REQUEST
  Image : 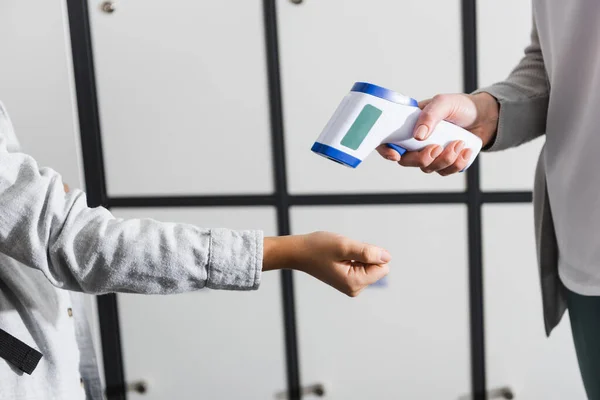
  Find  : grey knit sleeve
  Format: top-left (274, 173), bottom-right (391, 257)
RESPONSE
top-left (473, 17), bottom-right (550, 152)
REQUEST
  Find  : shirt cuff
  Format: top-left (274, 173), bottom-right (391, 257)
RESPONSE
top-left (206, 229), bottom-right (263, 291)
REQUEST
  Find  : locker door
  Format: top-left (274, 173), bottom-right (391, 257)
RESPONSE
top-left (111, 207), bottom-right (285, 400)
top-left (0, 0), bottom-right (82, 187)
top-left (482, 205), bottom-right (586, 399)
top-left (291, 205), bottom-right (470, 399)
top-left (88, 0), bottom-right (274, 196)
top-left (278, 0), bottom-right (465, 194)
top-left (477, 0), bottom-right (545, 191)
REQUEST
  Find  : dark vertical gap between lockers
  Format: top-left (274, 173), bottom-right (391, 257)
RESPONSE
top-left (66, 1), bottom-right (127, 399)
top-left (262, 1), bottom-right (302, 399)
top-left (461, 0), bottom-right (487, 399)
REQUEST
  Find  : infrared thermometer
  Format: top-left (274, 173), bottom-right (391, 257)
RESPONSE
top-left (311, 82), bottom-right (482, 169)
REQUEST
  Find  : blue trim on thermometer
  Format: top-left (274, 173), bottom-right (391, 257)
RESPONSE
top-left (351, 82), bottom-right (418, 107)
top-left (311, 142), bottom-right (362, 168)
top-left (385, 143), bottom-right (407, 156)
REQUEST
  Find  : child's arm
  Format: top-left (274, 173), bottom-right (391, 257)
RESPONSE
top-left (0, 137), bottom-right (389, 296)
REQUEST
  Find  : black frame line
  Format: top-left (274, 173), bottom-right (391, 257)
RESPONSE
top-left (66, 1), bottom-right (127, 399)
top-left (107, 191), bottom-right (532, 209)
top-left (65, 0), bottom-right (529, 398)
top-left (462, 0), bottom-right (486, 398)
top-left (262, 1), bottom-right (302, 399)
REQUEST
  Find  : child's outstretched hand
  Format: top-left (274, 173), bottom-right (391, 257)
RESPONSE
top-left (263, 232), bottom-right (391, 297)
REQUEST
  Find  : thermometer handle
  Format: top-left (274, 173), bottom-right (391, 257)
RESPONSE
top-left (384, 115), bottom-right (482, 169)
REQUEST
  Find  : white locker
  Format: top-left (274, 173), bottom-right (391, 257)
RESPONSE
top-left (0, 0), bottom-right (82, 187)
top-left (111, 207), bottom-right (286, 400)
top-left (483, 205), bottom-right (586, 399)
top-left (277, 0), bottom-right (466, 194)
top-left (291, 205), bottom-right (471, 399)
top-left (477, 0), bottom-right (545, 191)
top-left (88, 0), bottom-right (274, 196)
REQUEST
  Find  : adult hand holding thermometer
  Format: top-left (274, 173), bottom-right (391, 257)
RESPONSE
top-left (311, 82), bottom-right (484, 172)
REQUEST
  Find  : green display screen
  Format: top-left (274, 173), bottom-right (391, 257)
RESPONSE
top-left (340, 104), bottom-right (382, 150)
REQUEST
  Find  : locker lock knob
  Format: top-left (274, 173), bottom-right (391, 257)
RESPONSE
top-left (101, 1), bottom-right (116, 13)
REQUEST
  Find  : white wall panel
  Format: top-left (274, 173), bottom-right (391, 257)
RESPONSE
top-left (89, 0), bottom-right (274, 196)
top-left (0, 0), bottom-right (82, 188)
top-left (291, 205), bottom-right (470, 399)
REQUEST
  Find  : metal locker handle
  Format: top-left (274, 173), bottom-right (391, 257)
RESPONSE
top-left (275, 383), bottom-right (326, 399)
top-left (457, 386), bottom-right (514, 400)
top-left (100, 1), bottom-right (116, 13)
top-left (126, 380), bottom-right (148, 394)
top-left (105, 380), bottom-right (148, 398)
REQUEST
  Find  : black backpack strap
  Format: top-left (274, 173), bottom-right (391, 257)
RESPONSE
top-left (0, 328), bottom-right (42, 374)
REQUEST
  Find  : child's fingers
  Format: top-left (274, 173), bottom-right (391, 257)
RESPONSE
top-left (343, 240), bottom-right (391, 265)
top-left (363, 263), bottom-right (390, 285)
